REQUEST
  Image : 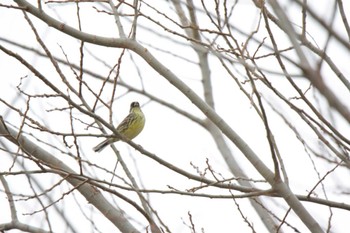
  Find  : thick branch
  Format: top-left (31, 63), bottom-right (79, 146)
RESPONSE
top-left (0, 118), bottom-right (140, 233)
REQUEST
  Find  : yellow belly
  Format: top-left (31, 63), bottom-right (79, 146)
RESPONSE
top-left (120, 116), bottom-right (145, 140)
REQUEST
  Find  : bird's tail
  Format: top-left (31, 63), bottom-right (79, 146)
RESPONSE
top-left (93, 139), bottom-right (110, 153)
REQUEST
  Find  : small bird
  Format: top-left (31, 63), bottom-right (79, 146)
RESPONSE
top-left (93, 101), bottom-right (145, 152)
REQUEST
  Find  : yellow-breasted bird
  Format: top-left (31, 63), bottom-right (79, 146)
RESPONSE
top-left (93, 101), bottom-right (145, 152)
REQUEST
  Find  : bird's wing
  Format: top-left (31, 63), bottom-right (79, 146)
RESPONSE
top-left (116, 114), bottom-right (133, 133)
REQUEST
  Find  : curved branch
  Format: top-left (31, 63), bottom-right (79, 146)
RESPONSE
top-left (12, 1), bottom-right (326, 231)
top-left (0, 118), bottom-right (141, 233)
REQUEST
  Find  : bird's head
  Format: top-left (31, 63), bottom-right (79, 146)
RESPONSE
top-left (130, 101), bottom-right (140, 111)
